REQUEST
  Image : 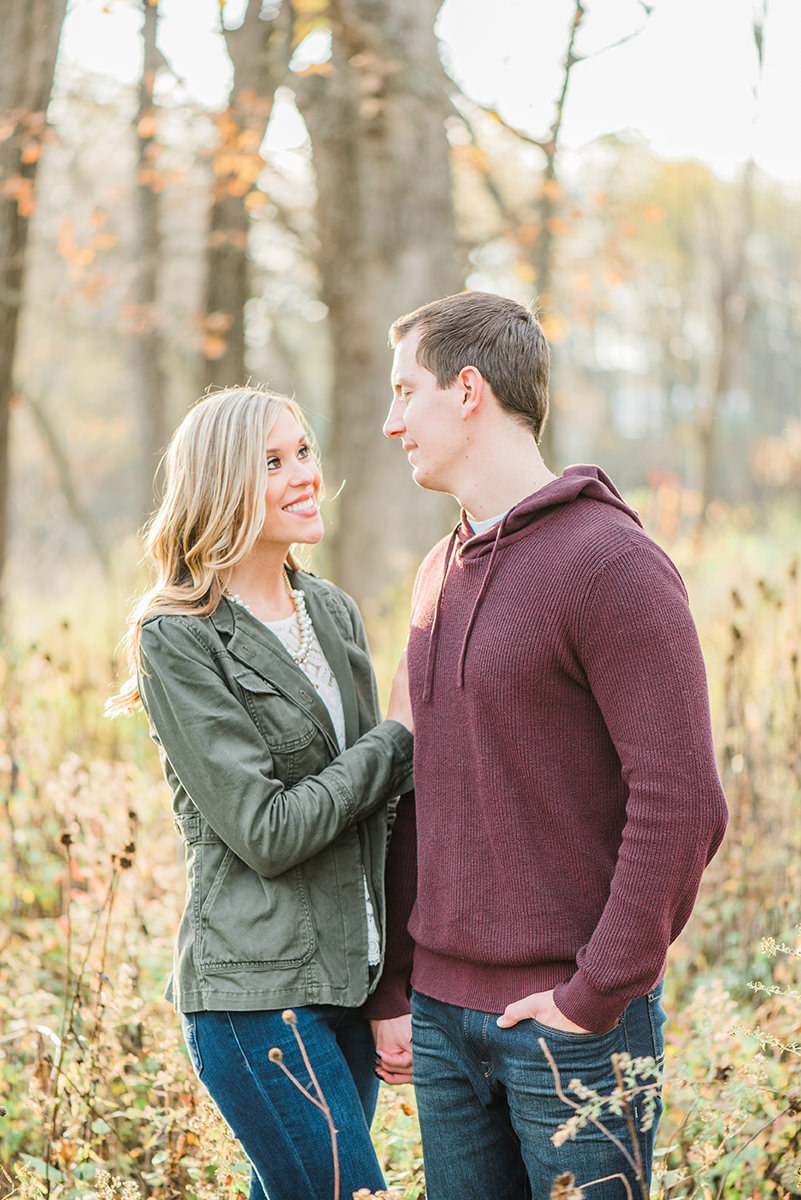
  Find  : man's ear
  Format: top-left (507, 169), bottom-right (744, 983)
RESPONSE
top-left (458, 366), bottom-right (484, 418)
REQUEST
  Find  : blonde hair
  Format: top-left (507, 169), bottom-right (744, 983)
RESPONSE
top-left (107, 387), bottom-right (317, 714)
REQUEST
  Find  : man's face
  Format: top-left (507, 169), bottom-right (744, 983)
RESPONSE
top-left (384, 328), bottom-right (465, 494)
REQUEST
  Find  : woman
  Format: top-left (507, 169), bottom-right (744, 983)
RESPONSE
top-left (108, 387), bottom-right (413, 1199)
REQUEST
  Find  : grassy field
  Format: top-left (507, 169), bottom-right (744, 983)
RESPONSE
top-left (1, 507), bottom-right (799, 1199)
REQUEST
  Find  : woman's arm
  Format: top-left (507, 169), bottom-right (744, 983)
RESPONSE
top-left (139, 615), bottom-right (413, 879)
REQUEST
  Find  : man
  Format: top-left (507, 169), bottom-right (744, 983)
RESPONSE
top-left (364, 291), bottom-right (728, 1198)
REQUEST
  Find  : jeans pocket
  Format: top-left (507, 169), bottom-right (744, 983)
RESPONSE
top-left (181, 1013), bottom-right (205, 1080)
top-left (527, 1016), bottom-right (620, 1043)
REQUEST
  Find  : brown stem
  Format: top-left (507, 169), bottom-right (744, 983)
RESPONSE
top-left (43, 834), bottom-right (75, 1195)
top-left (289, 1020), bottom-right (340, 1200)
top-left (581, 1174), bottom-right (633, 1199)
top-left (713, 1103), bottom-right (797, 1200)
top-left (270, 1014), bottom-right (341, 1200)
top-left (539, 1038), bottom-right (641, 1178)
top-left (612, 1053), bottom-right (648, 1199)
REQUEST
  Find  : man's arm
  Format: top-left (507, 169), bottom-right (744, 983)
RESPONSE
top-left (502, 539), bottom-right (728, 1034)
top-left (363, 789), bottom-right (418, 1081)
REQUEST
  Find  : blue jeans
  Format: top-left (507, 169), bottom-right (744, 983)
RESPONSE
top-left (182, 1006), bottom-right (384, 1200)
top-left (411, 984), bottom-right (666, 1200)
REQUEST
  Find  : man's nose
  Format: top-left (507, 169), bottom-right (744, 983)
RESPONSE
top-left (383, 397), bottom-right (404, 439)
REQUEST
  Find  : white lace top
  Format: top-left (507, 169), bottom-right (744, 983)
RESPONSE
top-left (258, 610), bottom-right (382, 967)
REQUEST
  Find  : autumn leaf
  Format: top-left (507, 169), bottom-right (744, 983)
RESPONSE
top-left (298, 61), bottom-right (334, 77)
top-left (541, 312), bottom-right (568, 343)
top-left (203, 335), bottom-right (228, 360)
top-left (137, 113), bottom-right (157, 139)
top-left (20, 141), bottom-right (42, 164)
top-left (244, 191), bottom-right (268, 210)
top-left (205, 311), bottom-right (234, 333)
top-left (550, 1174), bottom-right (584, 1200)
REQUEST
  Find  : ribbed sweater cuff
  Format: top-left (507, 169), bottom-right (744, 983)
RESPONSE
top-left (553, 975), bottom-right (628, 1035)
top-left (362, 970), bottom-right (411, 1021)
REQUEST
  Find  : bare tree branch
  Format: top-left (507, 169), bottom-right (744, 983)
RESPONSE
top-left (25, 393), bottom-right (111, 574)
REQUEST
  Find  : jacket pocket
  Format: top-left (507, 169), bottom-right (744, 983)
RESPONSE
top-left (197, 840), bottom-right (316, 970)
top-left (230, 665), bottom-right (320, 771)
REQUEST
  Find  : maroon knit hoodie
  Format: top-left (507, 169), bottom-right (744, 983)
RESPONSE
top-left (365, 465), bottom-right (728, 1033)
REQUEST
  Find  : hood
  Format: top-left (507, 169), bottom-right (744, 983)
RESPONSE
top-left (421, 465), bottom-right (641, 700)
top-left (457, 464), bottom-right (641, 556)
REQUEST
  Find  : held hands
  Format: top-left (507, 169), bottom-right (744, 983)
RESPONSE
top-left (496, 988), bottom-right (592, 1034)
top-left (371, 1014), bottom-right (414, 1085)
top-left (386, 648), bottom-right (413, 733)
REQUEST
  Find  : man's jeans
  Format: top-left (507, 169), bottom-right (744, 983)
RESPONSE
top-left (182, 1006), bottom-right (384, 1200)
top-left (411, 984), bottom-right (666, 1200)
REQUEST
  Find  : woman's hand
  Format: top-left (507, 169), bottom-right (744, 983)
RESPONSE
top-left (371, 1014), bottom-right (413, 1085)
top-left (386, 648), bottom-right (413, 732)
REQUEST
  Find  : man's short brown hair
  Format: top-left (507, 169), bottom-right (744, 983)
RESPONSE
top-left (389, 291), bottom-right (550, 442)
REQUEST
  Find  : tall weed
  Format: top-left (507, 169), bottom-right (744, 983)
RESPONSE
top-left (1, 518), bottom-right (799, 1197)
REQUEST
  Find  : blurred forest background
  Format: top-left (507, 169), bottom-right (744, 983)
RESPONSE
top-left (1, 0), bottom-right (800, 1197)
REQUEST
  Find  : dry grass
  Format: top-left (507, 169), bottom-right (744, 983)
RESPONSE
top-left (1, 510), bottom-right (799, 1199)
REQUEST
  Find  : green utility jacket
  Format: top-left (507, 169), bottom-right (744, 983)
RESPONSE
top-left (138, 570), bottom-right (414, 1013)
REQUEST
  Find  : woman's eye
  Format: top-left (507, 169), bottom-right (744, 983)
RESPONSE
top-left (267, 456), bottom-right (281, 470)
top-left (298, 443), bottom-right (310, 459)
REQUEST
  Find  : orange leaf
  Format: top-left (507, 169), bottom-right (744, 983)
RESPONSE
top-left (20, 141), bottom-right (42, 164)
top-left (205, 311), bottom-right (234, 333)
top-left (227, 176), bottom-right (252, 196)
top-left (203, 334), bottom-right (228, 359)
top-left (514, 222), bottom-right (538, 248)
top-left (540, 312), bottom-right (568, 343)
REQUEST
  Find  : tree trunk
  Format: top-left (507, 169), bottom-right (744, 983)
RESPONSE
top-left (296, 0), bottom-right (463, 609)
top-left (26, 393), bottom-right (110, 573)
top-left (133, 0), bottom-right (168, 517)
top-left (0, 0), bottom-right (67, 607)
top-left (530, 0), bottom-right (585, 469)
top-left (695, 160), bottom-right (752, 539)
top-left (202, 2), bottom-right (293, 390)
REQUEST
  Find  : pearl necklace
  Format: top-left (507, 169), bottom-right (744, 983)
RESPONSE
top-left (224, 570), bottom-right (314, 667)
top-left (281, 569), bottom-right (314, 666)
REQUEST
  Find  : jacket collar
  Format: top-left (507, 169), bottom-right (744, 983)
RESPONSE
top-left (208, 577), bottom-right (359, 750)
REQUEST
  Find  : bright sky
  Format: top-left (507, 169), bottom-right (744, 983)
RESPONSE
top-left (60, 0), bottom-right (801, 183)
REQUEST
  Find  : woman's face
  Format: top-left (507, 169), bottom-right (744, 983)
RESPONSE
top-left (258, 408), bottom-right (324, 550)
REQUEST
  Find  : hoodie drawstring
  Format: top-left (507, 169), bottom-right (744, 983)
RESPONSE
top-left (456, 514), bottom-right (507, 689)
top-left (422, 527), bottom-right (460, 703)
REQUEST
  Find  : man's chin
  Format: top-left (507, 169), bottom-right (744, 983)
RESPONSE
top-left (411, 468), bottom-right (448, 495)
